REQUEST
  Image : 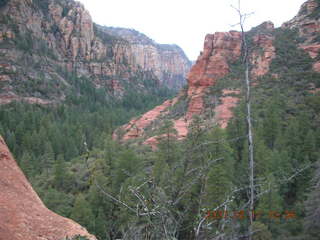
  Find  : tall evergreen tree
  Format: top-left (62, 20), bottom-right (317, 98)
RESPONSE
top-left (53, 154), bottom-right (66, 190)
top-left (304, 161), bottom-right (320, 240)
top-left (42, 142), bottom-right (55, 175)
top-left (70, 194), bottom-right (95, 232)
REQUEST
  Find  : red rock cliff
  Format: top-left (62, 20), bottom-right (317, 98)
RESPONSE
top-left (282, 0), bottom-right (320, 72)
top-left (114, 31), bottom-right (244, 144)
top-left (186, 31), bottom-right (242, 119)
top-left (114, 24), bottom-right (277, 147)
top-left (0, 136), bottom-right (96, 240)
top-left (114, 1), bottom-right (320, 149)
top-left (0, 0), bottom-right (190, 103)
top-left (188, 32), bottom-right (242, 88)
top-left (102, 27), bottom-right (191, 89)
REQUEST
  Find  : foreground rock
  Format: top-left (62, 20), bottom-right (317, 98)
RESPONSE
top-left (0, 136), bottom-right (96, 240)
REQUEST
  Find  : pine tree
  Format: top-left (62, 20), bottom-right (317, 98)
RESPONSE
top-left (70, 194), bottom-right (95, 231)
top-left (304, 161), bottom-right (320, 239)
top-left (5, 130), bottom-right (16, 154)
top-left (302, 130), bottom-right (317, 162)
top-left (42, 142), bottom-right (55, 175)
top-left (20, 151), bottom-right (33, 178)
top-left (204, 163), bottom-right (231, 208)
top-left (251, 222), bottom-right (272, 240)
top-left (94, 208), bottom-right (108, 240)
top-left (262, 103), bottom-right (280, 150)
top-left (43, 188), bottom-right (74, 217)
top-left (114, 149), bottom-right (140, 192)
top-left (156, 119), bottom-right (179, 166)
top-left (53, 154), bottom-right (66, 190)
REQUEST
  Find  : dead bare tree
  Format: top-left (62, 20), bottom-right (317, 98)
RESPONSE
top-left (231, 1), bottom-right (255, 239)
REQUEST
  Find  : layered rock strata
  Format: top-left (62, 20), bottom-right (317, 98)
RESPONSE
top-left (282, 0), bottom-right (320, 72)
top-left (114, 25), bottom-right (277, 146)
top-left (0, 0), bottom-right (190, 103)
top-left (103, 27), bottom-right (191, 89)
top-left (113, 31), bottom-right (244, 143)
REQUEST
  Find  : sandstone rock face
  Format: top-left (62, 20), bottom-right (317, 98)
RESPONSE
top-left (186, 32), bottom-right (242, 119)
top-left (251, 22), bottom-right (276, 77)
top-left (0, 136), bottom-right (96, 240)
top-left (187, 32), bottom-right (242, 88)
top-left (113, 32), bottom-right (243, 144)
top-left (282, 0), bottom-right (320, 72)
top-left (0, 0), bottom-right (190, 103)
top-left (103, 27), bottom-right (191, 89)
top-left (114, 23), bottom-right (279, 146)
top-left (106, 1), bottom-right (320, 149)
top-left (115, 97), bottom-right (179, 141)
top-left (114, 25), bottom-right (278, 146)
top-left (214, 89), bottom-right (241, 129)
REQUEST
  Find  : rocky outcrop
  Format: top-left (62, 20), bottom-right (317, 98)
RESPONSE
top-left (0, 136), bottom-right (96, 240)
top-left (103, 27), bottom-right (191, 89)
top-left (114, 96), bottom-right (180, 141)
top-left (187, 32), bottom-right (242, 88)
top-left (282, 0), bottom-right (320, 72)
top-left (186, 32), bottom-right (242, 119)
top-left (113, 31), bottom-right (244, 144)
top-left (114, 26), bottom-right (277, 146)
top-left (0, 0), bottom-right (190, 103)
top-left (214, 89), bottom-right (241, 128)
top-left (251, 22), bottom-right (276, 77)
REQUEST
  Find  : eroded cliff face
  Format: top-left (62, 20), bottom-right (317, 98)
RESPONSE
top-left (282, 0), bottom-right (320, 72)
top-left (0, 136), bottom-right (96, 240)
top-left (251, 21), bottom-right (276, 77)
top-left (186, 31), bottom-right (242, 120)
top-left (0, 0), bottom-right (190, 104)
top-left (113, 26), bottom-right (276, 146)
top-left (103, 27), bottom-right (191, 89)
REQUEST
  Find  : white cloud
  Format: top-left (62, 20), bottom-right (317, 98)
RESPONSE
top-left (77, 0), bottom-right (306, 60)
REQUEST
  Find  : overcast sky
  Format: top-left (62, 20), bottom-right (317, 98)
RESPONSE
top-left (77, 0), bottom-right (306, 60)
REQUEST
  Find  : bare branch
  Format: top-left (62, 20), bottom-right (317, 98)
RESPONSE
top-left (94, 181), bottom-right (137, 214)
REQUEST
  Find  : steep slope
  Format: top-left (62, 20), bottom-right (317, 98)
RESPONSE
top-left (113, 22), bottom-right (276, 146)
top-left (0, 0), bottom-right (190, 104)
top-left (0, 135), bottom-right (96, 240)
top-left (114, 0), bottom-right (320, 148)
top-left (282, 0), bottom-right (320, 72)
top-left (103, 27), bottom-right (191, 89)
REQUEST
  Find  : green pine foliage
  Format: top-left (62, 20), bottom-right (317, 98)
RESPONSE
top-left (304, 161), bottom-right (320, 239)
top-left (1, 24), bottom-right (320, 240)
top-left (70, 194), bottom-right (95, 231)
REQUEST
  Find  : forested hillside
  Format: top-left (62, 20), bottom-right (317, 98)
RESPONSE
top-left (0, 0), bottom-right (189, 104)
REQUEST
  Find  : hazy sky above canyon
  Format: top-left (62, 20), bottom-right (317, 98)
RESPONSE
top-left (78, 0), bottom-right (306, 60)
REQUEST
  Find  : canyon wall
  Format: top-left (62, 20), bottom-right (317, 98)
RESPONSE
top-left (282, 0), bottom-right (320, 72)
top-left (116, 0), bottom-right (320, 148)
top-left (113, 22), bottom-right (278, 147)
top-left (103, 27), bottom-right (191, 89)
top-left (0, 0), bottom-right (190, 104)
